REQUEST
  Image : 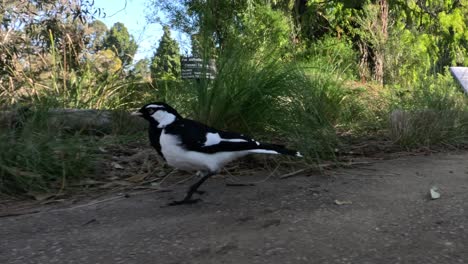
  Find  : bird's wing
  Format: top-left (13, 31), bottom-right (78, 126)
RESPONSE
top-left (164, 119), bottom-right (262, 153)
top-left (164, 119), bottom-right (300, 156)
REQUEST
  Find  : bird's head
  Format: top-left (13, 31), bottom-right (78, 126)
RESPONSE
top-left (131, 102), bottom-right (181, 128)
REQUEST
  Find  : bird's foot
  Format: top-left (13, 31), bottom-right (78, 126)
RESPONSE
top-left (167, 198), bottom-right (202, 206)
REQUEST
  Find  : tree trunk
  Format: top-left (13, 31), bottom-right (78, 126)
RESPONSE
top-left (358, 40), bottom-right (370, 83)
top-left (293, 0), bottom-right (309, 42)
top-left (373, 0), bottom-right (388, 85)
top-left (373, 52), bottom-right (385, 84)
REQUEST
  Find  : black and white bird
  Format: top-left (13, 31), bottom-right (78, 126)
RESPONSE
top-left (132, 102), bottom-right (302, 205)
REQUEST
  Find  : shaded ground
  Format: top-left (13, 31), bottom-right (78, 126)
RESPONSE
top-left (1, 151), bottom-right (468, 264)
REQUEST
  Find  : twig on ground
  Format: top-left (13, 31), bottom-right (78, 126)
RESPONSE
top-left (279, 168), bottom-right (307, 179)
top-left (0, 210), bottom-right (41, 218)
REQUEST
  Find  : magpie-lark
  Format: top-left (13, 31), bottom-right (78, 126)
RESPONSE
top-left (132, 102), bottom-right (302, 205)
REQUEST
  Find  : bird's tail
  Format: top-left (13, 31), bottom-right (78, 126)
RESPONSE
top-left (249, 143), bottom-right (303, 157)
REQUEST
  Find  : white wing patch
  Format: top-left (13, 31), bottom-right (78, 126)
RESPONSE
top-left (204, 132), bottom-right (222, 146)
top-left (224, 138), bottom-right (249, 143)
top-left (203, 132), bottom-right (248, 147)
top-left (249, 149), bottom-right (280, 155)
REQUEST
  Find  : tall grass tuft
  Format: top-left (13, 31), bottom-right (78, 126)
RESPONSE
top-left (280, 61), bottom-right (348, 159)
top-left (0, 108), bottom-right (95, 194)
top-left (0, 32), bottom-right (149, 194)
top-left (186, 48), bottom-right (301, 134)
top-left (389, 73), bottom-right (468, 147)
top-left (156, 41), bottom-right (352, 160)
top-left (0, 31), bottom-right (143, 110)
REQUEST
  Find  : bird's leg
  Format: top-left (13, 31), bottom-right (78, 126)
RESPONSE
top-left (168, 172), bottom-right (214, 206)
top-left (194, 171), bottom-right (207, 195)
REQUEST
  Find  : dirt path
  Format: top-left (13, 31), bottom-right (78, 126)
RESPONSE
top-left (1, 152), bottom-right (467, 264)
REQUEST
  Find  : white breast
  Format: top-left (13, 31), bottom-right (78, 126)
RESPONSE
top-left (160, 130), bottom-right (249, 173)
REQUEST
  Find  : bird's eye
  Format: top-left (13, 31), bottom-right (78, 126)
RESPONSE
top-left (148, 108), bottom-right (155, 115)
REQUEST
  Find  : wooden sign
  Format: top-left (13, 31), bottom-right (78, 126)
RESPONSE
top-left (181, 57), bottom-right (216, 80)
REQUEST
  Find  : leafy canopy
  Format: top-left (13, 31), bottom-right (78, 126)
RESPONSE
top-left (101, 22), bottom-right (138, 67)
top-left (150, 26), bottom-right (181, 80)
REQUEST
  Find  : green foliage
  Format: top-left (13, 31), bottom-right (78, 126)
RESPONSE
top-left (0, 1), bottom-right (142, 109)
top-left (390, 0), bottom-right (468, 75)
top-left (148, 0), bottom-right (294, 52)
top-left (238, 5), bottom-right (293, 56)
top-left (131, 59), bottom-right (151, 80)
top-left (282, 67), bottom-right (345, 159)
top-left (0, 0), bottom-right (90, 76)
top-left (384, 28), bottom-right (433, 86)
top-left (150, 26), bottom-right (181, 80)
top-left (147, 0), bottom-right (249, 47)
top-left (91, 49), bottom-right (123, 74)
top-left (101, 22), bottom-right (138, 67)
top-left (0, 110), bottom-right (94, 194)
top-left (302, 35), bottom-right (358, 80)
top-left (292, 0), bottom-right (468, 83)
top-left (0, 30), bottom-right (140, 110)
top-left (186, 48), bottom-right (297, 133)
top-left (86, 20), bottom-right (108, 52)
top-left (46, 68), bottom-right (137, 110)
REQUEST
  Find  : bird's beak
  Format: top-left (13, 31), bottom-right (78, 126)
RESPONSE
top-left (131, 111), bottom-right (142, 116)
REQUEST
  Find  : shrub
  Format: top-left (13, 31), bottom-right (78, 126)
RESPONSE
top-left (388, 72), bottom-right (468, 147)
